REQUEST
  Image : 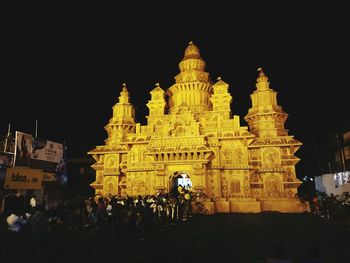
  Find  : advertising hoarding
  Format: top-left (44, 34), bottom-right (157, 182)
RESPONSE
top-left (4, 167), bottom-right (43, 190)
top-left (32, 138), bottom-right (63, 163)
top-left (14, 131), bottom-right (32, 167)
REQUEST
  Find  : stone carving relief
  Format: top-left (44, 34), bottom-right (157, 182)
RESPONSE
top-left (234, 148), bottom-right (244, 165)
top-left (118, 176), bottom-right (127, 189)
top-left (129, 148), bottom-right (139, 164)
top-left (265, 174), bottom-right (282, 197)
top-left (105, 154), bottom-right (118, 168)
top-left (154, 121), bottom-right (163, 136)
top-left (262, 148), bottom-right (280, 168)
top-left (174, 124), bottom-right (187, 137)
top-left (229, 179), bottom-right (241, 194)
top-left (104, 177), bottom-right (118, 196)
top-left (131, 178), bottom-right (146, 196)
top-left (208, 170), bottom-right (216, 197)
top-left (283, 168), bottom-right (295, 182)
top-left (153, 93), bottom-right (161, 100)
top-left (96, 175), bottom-right (103, 184)
top-left (251, 170), bottom-right (262, 182)
top-left (221, 173), bottom-right (227, 197)
top-left (222, 148), bottom-right (233, 166)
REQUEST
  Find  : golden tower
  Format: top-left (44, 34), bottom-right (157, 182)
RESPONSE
top-left (88, 42), bottom-right (304, 213)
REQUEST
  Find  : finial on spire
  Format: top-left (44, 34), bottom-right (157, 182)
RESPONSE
top-left (155, 82), bottom-right (160, 87)
top-left (217, 76), bottom-right (221, 81)
top-left (189, 41), bottom-right (193, 45)
top-left (121, 82), bottom-right (128, 92)
top-left (256, 67), bottom-right (269, 88)
top-left (257, 67), bottom-right (266, 77)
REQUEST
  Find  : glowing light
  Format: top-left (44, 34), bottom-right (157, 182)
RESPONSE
top-left (87, 42), bottom-right (303, 213)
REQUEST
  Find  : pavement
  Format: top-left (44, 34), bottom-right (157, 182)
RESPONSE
top-left (0, 212), bottom-right (348, 262)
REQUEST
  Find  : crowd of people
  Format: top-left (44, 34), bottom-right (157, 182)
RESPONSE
top-left (308, 191), bottom-right (350, 223)
top-left (0, 185), bottom-right (196, 241)
top-left (0, 187), bottom-right (333, 262)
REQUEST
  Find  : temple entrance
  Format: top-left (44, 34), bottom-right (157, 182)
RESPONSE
top-left (169, 171), bottom-right (193, 195)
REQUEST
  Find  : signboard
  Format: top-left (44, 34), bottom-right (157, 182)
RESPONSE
top-left (42, 172), bottom-right (56, 182)
top-left (0, 134), bottom-right (15, 154)
top-left (32, 138), bottom-right (63, 163)
top-left (14, 131), bottom-right (33, 167)
top-left (0, 152), bottom-right (14, 167)
top-left (334, 171), bottom-right (350, 188)
top-left (4, 167), bottom-right (43, 190)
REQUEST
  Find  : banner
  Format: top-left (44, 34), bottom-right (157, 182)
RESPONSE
top-left (14, 131), bottom-right (33, 167)
top-left (1, 135), bottom-right (15, 154)
top-left (0, 152), bottom-right (14, 167)
top-left (32, 138), bottom-right (63, 163)
top-left (4, 167), bottom-right (43, 190)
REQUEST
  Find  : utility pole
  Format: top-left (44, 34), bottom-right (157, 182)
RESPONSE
top-left (3, 123), bottom-right (11, 153)
top-left (35, 119), bottom-right (38, 138)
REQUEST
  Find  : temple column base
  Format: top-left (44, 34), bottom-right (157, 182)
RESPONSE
top-left (229, 198), bottom-right (261, 213)
top-left (260, 198), bottom-right (308, 213)
top-left (192, 200), bottom-right (215, 215)
top-left (213, 198), bottom-right (230, 213)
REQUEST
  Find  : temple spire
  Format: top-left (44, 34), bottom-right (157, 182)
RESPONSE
top-left (256, 67), bottom-right (270, 90)
top-left (103, 83), bottom-right (136, 144)
top-left (245, 69), bottom-right (288, 137)
top-left (167, 41), bottom-right (212, 113)
top-left (118, 83), bottom-right (130, 104)
top-left (211, 76), bottom-right (232, 113)
top-left (147, 82), bottom-right (166, 116)
top-left (122, 82), bottom-right (128, 93)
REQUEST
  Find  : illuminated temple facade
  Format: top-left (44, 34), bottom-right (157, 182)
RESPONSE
top-left (88, 42), bottom-right (304, 213)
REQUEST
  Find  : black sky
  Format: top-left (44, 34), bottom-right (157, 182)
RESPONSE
top-left (2, 3), bottom-right (349, 176)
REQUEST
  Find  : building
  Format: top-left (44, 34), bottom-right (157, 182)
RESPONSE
top-left (88, 42), bottom-right (304, 213)
top-left (314, 131), bottom-right (350, 195)
top-left (0, 134), bottom-right (15, 198)
top-left (0, 132), bottom-right (68, 207)
top-left (66, 157), bottom-right (95, 197)
top-left (311, 131), bottom-right (350, 176)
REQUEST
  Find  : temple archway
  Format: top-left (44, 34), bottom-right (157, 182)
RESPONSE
top-left (169, 171), bottom-right (192, 195)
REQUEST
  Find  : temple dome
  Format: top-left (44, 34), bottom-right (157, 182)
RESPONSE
top-left (179, 41), bottom-right (206, 72)
top-left (184, 41), bottom-right (201, 59)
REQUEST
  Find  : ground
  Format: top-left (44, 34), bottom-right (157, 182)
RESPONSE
top-left (1, 213), bottom-right (348, 262)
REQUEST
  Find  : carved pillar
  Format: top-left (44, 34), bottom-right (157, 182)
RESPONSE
top-left (243, 172), bottom-right (251, 198)
top-left (155, 164), bottom-right (166, 192)
top-left (221, 171), bottom-right (228, 199)
top-left (193, 163), bottom-right (205, 191)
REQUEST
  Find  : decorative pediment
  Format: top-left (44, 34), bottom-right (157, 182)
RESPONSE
top-left (124, 136), bottom-right (152, 143)
top-left (91, 163), bottom-right (104, 170)
top-left (90, 182), bottom-right (103, 190)
top-left (88, 145), bottom-right (128, 154)
top-left (146, 144), bottom-right (211, 154)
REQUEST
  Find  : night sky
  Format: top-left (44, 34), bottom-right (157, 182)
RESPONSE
top-left (2, 3), bottom-right (349, 177)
